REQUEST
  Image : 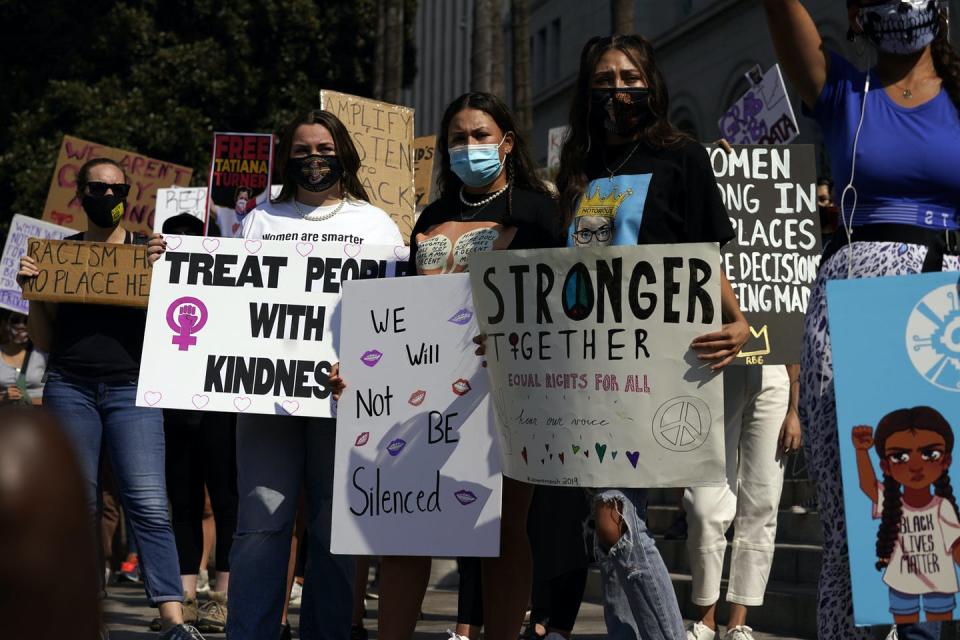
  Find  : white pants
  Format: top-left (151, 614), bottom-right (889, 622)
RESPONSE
top-left (683, 365), bottom-right (789, 607)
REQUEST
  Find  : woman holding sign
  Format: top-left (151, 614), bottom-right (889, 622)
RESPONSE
top-left (150, 109), bottom-right (402, 640)
top-left (375, 92), bottom-right (582, 640)
top-left (764, 0), bottom-right (960, 637)
top-left (555, 35), bottom-right (750, 640)
top-left (18, 158), bottom-right (203, 639)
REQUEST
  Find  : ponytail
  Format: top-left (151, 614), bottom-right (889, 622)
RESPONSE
top-left (932, 18), bottom-right (960, 116)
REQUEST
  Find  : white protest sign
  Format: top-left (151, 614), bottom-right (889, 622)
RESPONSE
top-left (547, 126), bottom-right (570, 171)
top-left (331, 273), bottom-right (502, 556)
top-left (468, 244), bottom-right (726, 488)
top-left (154, 187), bottom-right (208, 231)
top-left (0, 214), bottom-right (73, 314)
top-left (718, 64), bottom-right (799, 145)
top-left (137, 236), bottom-right (411, 417)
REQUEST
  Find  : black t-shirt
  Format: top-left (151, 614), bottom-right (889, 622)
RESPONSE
top-left (410, 186), bottom-right (563, 274)
top-left (569, 139), bottom-right (733, 247)
top-left (48, 231), bottom-right (148, 383)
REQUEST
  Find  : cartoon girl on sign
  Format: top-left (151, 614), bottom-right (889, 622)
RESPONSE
top-left (853, 407), bottom-right (960, 623)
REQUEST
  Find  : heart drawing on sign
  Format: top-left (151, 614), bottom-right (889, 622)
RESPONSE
top-left (143, 391), bottom-right (162, 406)
top-left (281, 400), bottom-right (300, 415)
top-left (626, 451), bottom-right (640, 468)
top-left (234, 396), bottom-right (252, 412)
top-left (165, 235), bottom-right (183, 251)
top-left (559, 452), bottom-right (565, 464)
top-left (572, 445), bottom-right (581, 454)
top-left (394, 245), bottom-right (410, 261)
top-left (296, 242), bottom-right (314, 257)
top-left (343, 243), bottom-right (361, 258)
top-left (191, 394), bottom-right (209, 409)
top-left (595, 443), bottom-right (607, 463)
top-left (521, 446), bottom-right (528, 464)
top-left (244, 240), bottom-right (262, 254)
top-left (202, 238), bottom-right (220, 253)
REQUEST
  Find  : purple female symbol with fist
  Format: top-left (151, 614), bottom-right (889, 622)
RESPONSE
top-left (166, 296), bottom-right (209, 351)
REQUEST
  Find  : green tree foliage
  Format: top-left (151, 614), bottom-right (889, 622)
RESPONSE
top-left (0, 0), bottom-right (416, 226)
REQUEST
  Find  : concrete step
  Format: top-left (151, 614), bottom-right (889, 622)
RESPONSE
top-left (583, 570), bottom-right (817, 639)
top-left (655, 536), bottom-right (822, 586)
top-left (645, 504), bottom-right (824, 545)
top-left (645, 479), bottom-right (818, 511)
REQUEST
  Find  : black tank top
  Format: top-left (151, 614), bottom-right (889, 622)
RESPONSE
top-left (48, 231), bottom-right (148, 383)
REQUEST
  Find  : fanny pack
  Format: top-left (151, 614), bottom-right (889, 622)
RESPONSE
top-left (822, 223), bottom-right (960, 273)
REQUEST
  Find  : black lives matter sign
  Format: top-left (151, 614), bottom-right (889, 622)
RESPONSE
top-left (707, 144), bottom-right (821, 365)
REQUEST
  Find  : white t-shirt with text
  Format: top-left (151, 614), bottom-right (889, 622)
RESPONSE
top-left (241, 198), bottom-right (403, 246)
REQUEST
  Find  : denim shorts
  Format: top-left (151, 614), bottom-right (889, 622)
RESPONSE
top-left (889, 588), bottom-right (956, 615)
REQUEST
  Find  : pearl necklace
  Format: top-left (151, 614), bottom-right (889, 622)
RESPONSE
top-left (459, 183), bottom-right (509, 208)
top-left (294, 197), bottom-right (347, 222)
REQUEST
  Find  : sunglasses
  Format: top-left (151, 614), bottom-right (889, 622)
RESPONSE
top-left (85, 182), bottom-right (131, 198)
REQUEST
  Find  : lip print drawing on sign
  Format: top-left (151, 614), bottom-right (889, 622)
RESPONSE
top-left (166, 296), bottom-right (209, 351)
top-left (907, 284), bottom-right (960, 391)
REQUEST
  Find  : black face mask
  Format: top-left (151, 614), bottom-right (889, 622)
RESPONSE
top-left (287, 154), bottom-right (344, 193)
top-left (590, 88), bottom-right (654, 137)
top-left (82, 194), bottom-right (126, 228)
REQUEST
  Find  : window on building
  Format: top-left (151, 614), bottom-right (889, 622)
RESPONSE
top-left (535, 26), bottom-right (547, 91)
top-left (549, 18), bottom-right (561, 83)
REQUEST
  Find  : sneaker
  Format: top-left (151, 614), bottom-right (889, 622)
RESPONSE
top-left (158, 624), bottom-right (205, 640)
top-left (790, 494), bottom-right (819, 514)
top-left (99, 625), bottom-right (110, 640)
top-left (723, 625), bottom-right (755, 640)
top-left (289, 581), bottom-right (303, 606)
top-left (686, 621), bottom-right (716, 640)
top-left (149, 596), bottom-right (198, 631)
top-left (196, 569), bottom-right (211, 594)
top-left (664, 511), bottom-right (688, 540)
top-left (521, 623), bottom-right (546, 640)
top-left (447, 630), bottom-right (470, 640)
top-left (196, 591), bottom-right (227, 633)
top-left (118, 554), bottom-right (142, 583)
top-left (280, 622), bottom-right (293, 640)
top-left (885, 626), bottom-right (898, 640)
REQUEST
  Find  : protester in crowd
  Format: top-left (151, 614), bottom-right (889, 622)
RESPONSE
top-left (145, 213), bottom-right (238, 634)
top-left (17, 158), bottom-right (202, 639)
top-left (0, 408), bottom-right (101, 640)
top-left (0, 309), bottom-right (44, 405)
top-left (151, 109), bottom-right (400, 640)
top-left (555, 34), bottom-right (749, 640)
top-left (524, 486), bottom-right (591, 640)
top-left (764, 1), bottom-right (960, 638)
top-left (377, 91), bottom-right (563, 640)
top-left (817, 176), bottom-right (839, 247)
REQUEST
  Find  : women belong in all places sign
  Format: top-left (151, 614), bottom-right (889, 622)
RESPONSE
top-left (331, 273), bottom-right (501, 556)
top-left (137, 236), bottom-right (409, 417)
top-left (468, 244), bottom-right (726, 488)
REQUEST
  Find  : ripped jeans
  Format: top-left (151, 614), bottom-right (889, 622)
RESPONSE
top-left (594, 488), bottom-right (685, 640)
top-left (227, 416), bottom-right (355, 640)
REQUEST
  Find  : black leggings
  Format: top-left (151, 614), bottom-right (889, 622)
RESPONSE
top-left (456, 556), bottom-right (484, 627)
top-left (529, 567), bottom-right (588, 632)
top-left (163, 410), bottom-right (238, 574)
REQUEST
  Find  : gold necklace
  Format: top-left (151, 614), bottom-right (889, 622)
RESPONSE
top-left (890, 77), bottom-right (940, 100)
top-left (603, 142), bottom-right (642, 182)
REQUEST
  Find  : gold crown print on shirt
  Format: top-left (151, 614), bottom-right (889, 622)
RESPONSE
top-left (575, 185), bottom-right (633, 219)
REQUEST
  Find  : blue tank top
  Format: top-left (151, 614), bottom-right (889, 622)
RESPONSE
top-left (808, 53), bottom-right (960, 231)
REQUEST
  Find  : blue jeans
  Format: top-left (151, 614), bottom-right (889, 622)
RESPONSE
top-left (43, 370), bottom-right (182, 606)
top-left (227, 415), bottom-right (355, 640)
top-left (594, 488), bottom-right (685, 640)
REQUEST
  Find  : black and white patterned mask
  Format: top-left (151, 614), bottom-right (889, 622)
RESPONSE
top-left (860, 0), bottom-right (944, 55)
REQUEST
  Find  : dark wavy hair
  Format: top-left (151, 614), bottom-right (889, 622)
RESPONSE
top-left (436, 91), bottom-right (552, 221)
top-left (273, 109), bottom-right (370, 203)
top-left (873, 406), bottom-right (958, 571)
top-left (556, 34), bottom-right (690, 224)
top-left (931, 9), bottom-right (960, 116)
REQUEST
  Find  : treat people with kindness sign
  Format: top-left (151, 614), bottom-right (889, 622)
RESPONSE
top-left (468, 244), bottom-right (726, 488)
top-left (136, 236), bottom-right (410, 417)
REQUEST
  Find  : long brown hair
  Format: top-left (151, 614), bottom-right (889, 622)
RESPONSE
top-left (931, 9), bottom-right (960, 116)
top-left (556, 34), bottom-right (690, 224)
top-left (873, 406), bottom-right (958, 571)
top-left (273, 109), bottom-right (370, 203)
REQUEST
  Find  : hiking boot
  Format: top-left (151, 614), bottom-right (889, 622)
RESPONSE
top-left (196, 591), bottom-right (227, 633)
top-left (148, 596), bottom-right (198, 631)
top-left (158, 624), bottom-right (205, 640)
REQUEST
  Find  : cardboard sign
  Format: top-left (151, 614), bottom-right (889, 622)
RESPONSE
top-left (468, 244), bottom-right (726, 488)
top-left (413, 135), bottom-right (436, 209)
top-left (208, 132), bottom-right (274, 239)
top-left (829, 272), bottom-right (960, 626)
top-left (136, 237), bottom-right (412, 417)
top-left (547, 126), bottom-right (570, 171)
top-left (154, 187), bottom-right (209, 231)
top-left (331, 273), bottom-right (502, 556)
top-left (21, 239), bottom-right (151, 308)
top-left (42, 135), bottom-right (192, 233)
top-left (708, 144), bottom-right (821, 365)
top-left (718, 65), bottom-right (799, 145)
top-left (0, 215), bottom-right (73, 314)
top-left (319, 91), bottom-right (416, 240)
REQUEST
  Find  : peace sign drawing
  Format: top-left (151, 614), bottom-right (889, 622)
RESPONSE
top-left (652, 396), bottom-right (712, 453)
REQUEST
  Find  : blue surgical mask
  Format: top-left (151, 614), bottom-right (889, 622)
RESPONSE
top-left (449, 136), bottom-right (509, 187)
